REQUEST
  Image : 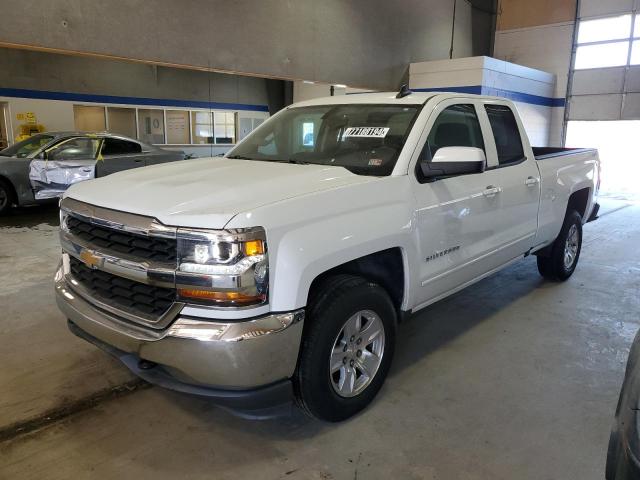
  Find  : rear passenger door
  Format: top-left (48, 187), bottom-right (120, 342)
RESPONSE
top-left (95, 137), bottom-right (145, 177)
top-left (481, 102), bottom-right (540, 262)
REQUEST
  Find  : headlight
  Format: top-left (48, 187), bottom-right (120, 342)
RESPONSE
top-left (176, 227), bottom-right (268, 307)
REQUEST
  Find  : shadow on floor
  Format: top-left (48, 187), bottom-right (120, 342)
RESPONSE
top-left (155, 258), bottom-right (546, 440)
top-left (0, 202), bottom-right (60, 228)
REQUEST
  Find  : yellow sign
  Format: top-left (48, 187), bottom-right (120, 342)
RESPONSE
top-left (16, 113), bottom-right (24, 121)
top-left (25, 112), bottom-right (36, 125)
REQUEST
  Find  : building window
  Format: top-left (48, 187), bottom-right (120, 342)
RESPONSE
top-left (138, 109), bottom-right (165, 144)
top-left (214, 112), bottom-right (236, 144)
top-left (107, 107), bottom-right (136, 138)
top-left (73, 105), bottom-right (106, 132)
top-left (166, 110), bottom-right (191, 144)
top-left (191, 111), bottom-right (213, 144)
top-left (575, 13), bottom-right (640, 69)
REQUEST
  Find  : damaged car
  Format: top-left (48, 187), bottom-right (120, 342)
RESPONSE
top-left (0, 132), bottom-right (185, 214)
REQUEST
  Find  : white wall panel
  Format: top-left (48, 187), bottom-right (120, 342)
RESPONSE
top-left (579, 0), bottom-right (634, 18)
top-left (409, 71), bottom-right (484, 89)
top-left (622, 93), bottom-right (640, 118)
top-left (494, 24), bottom-right (571, 146)
top-left (1, 98), bottom-right (75, 137)
top-left (572, 68), bottom-right (626, 95)
top-left (512, 102), bottom-right (552, 146)
top-left (568, 94), bottom-right (623, 119)
top-left (494, 23), bottom-right (574, 97)
top-left (549, 107), bottom-right (566, 146)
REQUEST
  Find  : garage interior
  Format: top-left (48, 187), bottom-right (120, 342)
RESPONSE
top-left (1, 0), bottom-right (639, 479)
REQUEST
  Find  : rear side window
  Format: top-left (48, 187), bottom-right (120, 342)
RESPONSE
top-left (485, 105), bottom-right (525, 166)
top-left (101, 138), bottom-right (142, 156)
top-left (426, 104), bottom-right (484, 158)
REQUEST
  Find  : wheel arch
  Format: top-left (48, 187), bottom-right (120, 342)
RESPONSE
top-left (0, 174), bottom-right (18, 205)
top-left (567, 187), bottom-right (591, 220)
top-left (305, 247), bottom-right (408, 316)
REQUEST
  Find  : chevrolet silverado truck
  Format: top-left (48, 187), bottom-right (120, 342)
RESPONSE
top-left (55, 91), bottom-right (600, 421)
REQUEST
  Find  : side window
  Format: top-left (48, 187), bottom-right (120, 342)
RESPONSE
top-left (485, 105), bottom-right (525, 166)
top-left (46, 137), bottom-right (101, 161)
top-left (425, 104), bottom-right (484, 158)
top-left (101, 138), bottom-right (142, 156)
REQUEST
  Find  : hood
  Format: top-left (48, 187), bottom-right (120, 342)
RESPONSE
top-left (65, 157), bottom-right (377, 228)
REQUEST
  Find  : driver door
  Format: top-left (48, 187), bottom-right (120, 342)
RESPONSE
top-left (411, 99), bottom-right (505, 308)
top-left (29, 136), bottom-right (101, 199)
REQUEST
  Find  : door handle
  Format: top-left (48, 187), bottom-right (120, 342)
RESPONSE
top-left (525, 176), bottom-right (540, 187)
top-left (482, 185), bottom-right (501, 198)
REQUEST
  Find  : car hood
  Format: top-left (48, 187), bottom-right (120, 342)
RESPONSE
top-left (64, 157), bottom-right (378, 228)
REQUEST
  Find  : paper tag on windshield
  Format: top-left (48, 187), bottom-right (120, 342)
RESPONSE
top-left (343, 127), bottom-right (390, 138)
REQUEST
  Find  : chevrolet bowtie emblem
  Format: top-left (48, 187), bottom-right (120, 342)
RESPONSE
top-left (80, 250), bottom-right (103, 269)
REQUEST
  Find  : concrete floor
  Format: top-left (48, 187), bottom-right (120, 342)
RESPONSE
top-left (1, 199), bottom-right (639, 479)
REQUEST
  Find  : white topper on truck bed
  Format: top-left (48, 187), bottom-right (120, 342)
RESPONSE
top-left (55, 89), bottom-right (600, 421)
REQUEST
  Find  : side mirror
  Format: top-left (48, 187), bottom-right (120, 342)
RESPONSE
top-left (419, 146), bottom-right (486, 181)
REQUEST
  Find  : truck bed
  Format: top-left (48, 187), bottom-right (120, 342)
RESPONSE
top-left (532, 147), bottom-right (597, 160)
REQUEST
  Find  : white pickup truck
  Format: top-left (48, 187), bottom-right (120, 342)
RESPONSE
top-left (55, 91), bottom-right (600, 421)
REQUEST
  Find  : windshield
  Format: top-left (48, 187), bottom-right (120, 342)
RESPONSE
top-left (0, 134), bottom-right (55, 158)
top-left (228, 104), bottom-right (421, 176)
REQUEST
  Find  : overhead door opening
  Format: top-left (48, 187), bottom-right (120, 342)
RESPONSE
top-left (565, 120), bottom-right (640, 200)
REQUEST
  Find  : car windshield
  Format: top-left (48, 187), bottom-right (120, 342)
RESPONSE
top-left (0, 134), bottom-right (55, 158)
top-left (227, 104), bottom-right (421, 176)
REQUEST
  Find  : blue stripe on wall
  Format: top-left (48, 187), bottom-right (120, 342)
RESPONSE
top-left (412, 85), bottom-right (565, 107)
top-left (0, 87), bottom-right (270, 112)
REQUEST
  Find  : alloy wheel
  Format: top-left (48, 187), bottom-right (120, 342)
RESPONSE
top-left (329, 309), bottom-right (385, 398)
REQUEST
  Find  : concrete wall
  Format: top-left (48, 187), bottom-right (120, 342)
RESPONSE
top-left (0, 48), bottom-right (270, 108)
top-left (0, 48), bottom-right (270, 156)
top-left (0, 0), bottom-right (495, 91)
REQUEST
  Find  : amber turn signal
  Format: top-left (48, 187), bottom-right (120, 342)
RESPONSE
top-left (243, 240), bottom-right (264, 256)
top-left (178, 288), bottom-right (264, 304)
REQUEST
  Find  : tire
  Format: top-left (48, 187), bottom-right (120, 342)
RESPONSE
top-left (605, 427), bottom-right (622, 480)
top-left (293, 274), bottom-right (397, 422)
top-left (537, 210), bottom-right (583, 281)
top-left (0, 178), bottom-right (14, 215)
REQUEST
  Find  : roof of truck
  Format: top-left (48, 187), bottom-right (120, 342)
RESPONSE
top-left (290, 91), bottom-right (500, 108)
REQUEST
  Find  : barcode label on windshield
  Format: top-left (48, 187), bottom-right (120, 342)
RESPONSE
top-left (343, 127), bottom-right (390, 138)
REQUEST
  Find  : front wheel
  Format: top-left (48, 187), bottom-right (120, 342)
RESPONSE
top-left (293, 274), bottom-right (396, 422)
top-left (0, 179), bottom-right (14, 215)
top-left (537, 210), bottom-right (583, 281)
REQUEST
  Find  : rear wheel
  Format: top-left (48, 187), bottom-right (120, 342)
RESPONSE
top-left (294, 274), bottom-right (396, 422)
top-left (0, 179), bottom-right (14, 215)
top-left (537, 210), bottom-right (583, 281)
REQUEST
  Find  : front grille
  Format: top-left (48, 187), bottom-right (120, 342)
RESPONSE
top-left (69, 256), bottom-right (175, 319)
top-left (66, 215), bottom-right (176, 263)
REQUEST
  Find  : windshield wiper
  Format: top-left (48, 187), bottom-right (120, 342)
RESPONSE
top-left (227, 155), bottom-right (310, 165)
top-left (284, 159), bottom-right (310, 165)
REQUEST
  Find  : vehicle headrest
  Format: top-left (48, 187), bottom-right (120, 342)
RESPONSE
top-left (435, 122), bottom-right (470, 148)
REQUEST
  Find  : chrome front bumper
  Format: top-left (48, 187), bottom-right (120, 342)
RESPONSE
top-left (55, 265), bottom-right (304, 391)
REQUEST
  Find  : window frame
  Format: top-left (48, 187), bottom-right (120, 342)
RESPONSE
top-left (100, 136), bottom-right (143, 157)
top-left (413, 99), bottom-right (494, 184)
top-left (574, 12), bottom-right (640, 71)
top-left (483, 103), bottom-right (527, 169)
top-left (43, 136), bottom-right (103, 161)
top-left (70, 104), bottom-right (262, 148)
